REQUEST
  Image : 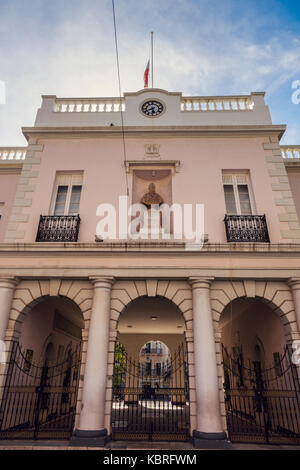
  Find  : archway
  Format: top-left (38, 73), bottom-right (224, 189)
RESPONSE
top-left (139, 340), bottom-right (170, 389)
top-left (0, 296), bottom-right (84, 440)
top-left (111, 296), bottom-right (190, 441)
top-left (219, 297), bottom-right (300, 445)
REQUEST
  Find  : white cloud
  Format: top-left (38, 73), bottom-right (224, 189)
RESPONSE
top-left (0, 0), bottom-right (299, 145)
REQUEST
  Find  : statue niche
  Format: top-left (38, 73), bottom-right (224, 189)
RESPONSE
top-left (140, 183), bottom-right (164, 236)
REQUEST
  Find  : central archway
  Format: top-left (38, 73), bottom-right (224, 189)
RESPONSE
top-left (110, 295), bottom-right (190, 441)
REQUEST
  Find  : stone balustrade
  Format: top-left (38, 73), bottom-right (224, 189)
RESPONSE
top-left (52, 95), bottom-right (257, 113)
top-left (181, 95), bottom-right (254, 111)
top-left (281, 146), bottom-right (300, 159)
top-left (0, 148), bottom-right (26, 162)
top-left (34, 91), bottom-right (272, 127)
top-left (53, 97), bottom-right (125, 113)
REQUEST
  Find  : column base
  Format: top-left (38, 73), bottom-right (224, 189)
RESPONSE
top-left (69, 429), bottom-right (109, 447)
top-left (192, 430), bottom-right (231, 449)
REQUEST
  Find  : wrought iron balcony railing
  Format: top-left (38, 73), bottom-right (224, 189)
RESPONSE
top-left (141, 347), bottom-right (163, 355)
top-left (224, 214), bottom-right (270, 243)
top-left (36, 215), bottom-right (81, 242)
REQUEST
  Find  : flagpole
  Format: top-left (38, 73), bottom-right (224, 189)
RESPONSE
top-left (151, 31), bottom-right (154, 88)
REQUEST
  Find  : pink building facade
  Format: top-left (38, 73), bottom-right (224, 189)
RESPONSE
top-left (0, 88), bottom-right (299, 447)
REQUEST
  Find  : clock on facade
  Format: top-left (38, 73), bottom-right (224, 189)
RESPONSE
top-left (141, 100), bottom-right (164, 117)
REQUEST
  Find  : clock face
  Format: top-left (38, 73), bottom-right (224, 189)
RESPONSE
top-left (141, 100), bottom-right (164, 117)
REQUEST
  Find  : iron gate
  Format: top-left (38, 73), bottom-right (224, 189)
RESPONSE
top-left (111, 342), bottom-right (190, 441)
top-left (222, 345), bottom-right (300, 445)
top-left (0, 341), bottom-right (81, 440)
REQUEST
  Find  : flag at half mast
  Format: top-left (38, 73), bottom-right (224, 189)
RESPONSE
top-left (144, 60), bottom-right (150, 88)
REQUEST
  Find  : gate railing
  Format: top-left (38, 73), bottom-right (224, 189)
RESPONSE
top-left (111, 342), bottom-right (190, 441)
top-left (0, 341), bottom-right (81, 440)
top-left (221, 344), bottom-right (300, 445)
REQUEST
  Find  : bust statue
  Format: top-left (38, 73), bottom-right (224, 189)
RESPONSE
top-left (141, 183), bottom-right (163, 208)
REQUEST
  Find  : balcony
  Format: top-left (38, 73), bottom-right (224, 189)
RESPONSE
top-left (224, 215), bottom-right (270, 243)
top-left (36, 215), bottom-right (80, 242)
top-left (141, 347), bottom-right (163, 355)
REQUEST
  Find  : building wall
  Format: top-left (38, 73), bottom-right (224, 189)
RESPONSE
top-left (286, 167), bottom-right (300, 222)
top-left (4, 89), bottom-right (300, 243)
top-left (4, 135), bottom-right (293, 244)
top-left (0, 172), bottom-right (20, 242)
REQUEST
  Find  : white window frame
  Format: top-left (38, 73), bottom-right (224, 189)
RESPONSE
top-left (50, 172), bottom-right (83, 216)
top-left (222, 172), bottom-right (256, 215)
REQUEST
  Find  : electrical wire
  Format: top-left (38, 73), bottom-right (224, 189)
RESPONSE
top-left (112, 0), bottom-right (130, 197)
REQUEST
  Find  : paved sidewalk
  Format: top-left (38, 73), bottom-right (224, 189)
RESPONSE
top-left (0, 440), bottom-right (300, 450)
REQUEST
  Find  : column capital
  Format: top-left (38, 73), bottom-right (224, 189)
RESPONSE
top-left (89, 276), bottom-right (115, 289)
top-left (287, 278), bottom-right (300, 290)
top-left (0, 276), bottom-right (19, 289)
top-left (188, 277), bottom-right (214, 289)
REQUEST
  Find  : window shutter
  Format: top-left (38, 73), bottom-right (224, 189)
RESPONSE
top-left (224, 185), bottom-right (237, 214)
top-left (69, 185), bottom-right (82, 215)
top-left (238, 184), bottom-right (252, 215)
top-left (54, 186), bottom-right (68, 215)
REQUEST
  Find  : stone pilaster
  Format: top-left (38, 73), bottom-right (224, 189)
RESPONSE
top-left (0, 277), bottom-right (19, 342)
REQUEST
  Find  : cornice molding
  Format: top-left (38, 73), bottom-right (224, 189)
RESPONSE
top-left (284, 160), bottom-right (300, 168)
top-left (0, 167), bottom-right (22, 174)
top-left (1, 242), bottom-right (300, 255)
top-left (125, 160), bottom-right (180, 174)
top-left (21, 124), bottom-right (287, 141)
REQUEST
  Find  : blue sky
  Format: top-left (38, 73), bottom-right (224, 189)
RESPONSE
top-left (0, 0), bottom-right (299, 145)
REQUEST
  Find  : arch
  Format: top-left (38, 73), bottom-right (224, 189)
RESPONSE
top-left (8, 279), bottom-right (93, 339)
top-left (2, 279), bottom-right (93, 432)
top-left (139, 340), bottom-right (171, 388)
top-left (105, 280), bottom-right (196, 436)
top-left (110, 280), bottom-right (193, 332)
top-left (210, 279), bottom-right (298, 435)
top-left (10, 294), bottom-right (85, 341)
top-left (211, 280), bottom-right (298, 339)
top-left (139, 340), bottom-right (170, 357)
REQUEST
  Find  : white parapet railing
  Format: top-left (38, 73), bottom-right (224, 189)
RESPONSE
top-left (53, 97), bottom-right (125, 113)
top-left (52, 94), bottom-right (257, 113)
top-left (180, 95), bottom-right (254, 111)
top-left (281, 146), bottom-right (300, 159)
top-left (0, 148), bottom-right (26, 161)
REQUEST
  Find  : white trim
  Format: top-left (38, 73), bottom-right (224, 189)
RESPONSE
top-left (222, 171), bottom-right (256, 215)
top-left (50, 172), bottom-right (83, 215)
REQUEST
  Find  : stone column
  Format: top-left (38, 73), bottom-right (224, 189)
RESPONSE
top-left (288, 278), bottom-right (300, 334)
top-left (189, 277), bottom-right (227, 448)
top-left (0, 277), bottom-right (18, 401)
top-left (0, 277), bottom-right (18, 343)
top-left (71, 277), bottom-right (114, 447)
